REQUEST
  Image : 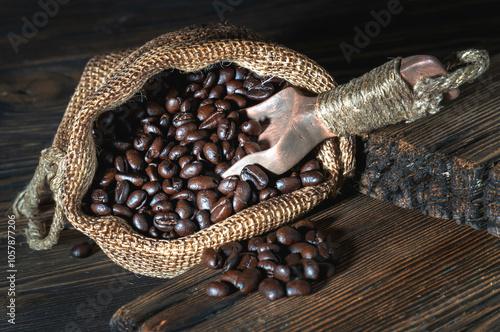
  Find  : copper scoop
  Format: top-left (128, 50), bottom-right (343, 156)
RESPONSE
top-left (222, 55), bottom-right (459, 178)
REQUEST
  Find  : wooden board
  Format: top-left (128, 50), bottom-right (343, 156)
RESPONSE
top-left (110, 194), bottom-right (500, 332)
top-left (360, 54), bottom-right (500, 234)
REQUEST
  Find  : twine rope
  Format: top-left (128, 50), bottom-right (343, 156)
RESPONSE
top-left (316, 49), bottom-right (489, 137)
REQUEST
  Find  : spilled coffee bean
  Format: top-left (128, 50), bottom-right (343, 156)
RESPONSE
top-left (202, 219), bottom-right (339, 300)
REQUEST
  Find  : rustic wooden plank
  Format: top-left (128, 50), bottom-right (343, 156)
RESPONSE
top-left (360, 54), bottom-right (500, 233)
top-left (110, 194), bottom-right (500, 332)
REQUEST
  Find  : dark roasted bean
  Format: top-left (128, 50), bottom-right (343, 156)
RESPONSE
top-left (188, 176), bottom-right (218, 191)
top-left (202, 248), bottom-right (223, 269)
top-left (273, 265), bottom-right (291, 283)
top-left (257, 243), bottom-right (281, 253)
top-left (220, 270), bottom-right (241, 287)
top-left (115, 180), bottom-right (131, 204)
top-left (300, 170), bottom-right (325, 187)
top-left (91, 189), bottom-right (108, 203)
top-left (142, 181), bottom-right (161, 196)
top-left (241, 165), bottom-right (268, 190)
top-left (222, 252), bottom-right (240, 272)
top-left (194, 210), bottom-right (211, 229)
top-left (215, 162), bottom-right (230, 175)
top-left (233, 181), bottom-right (251, 212)
top-left (275, 177), bottom-right (301, 194)
top-left (203, 71), bottom-right (217, 89)
top-left (224, 94), bottom-right (246, 108)
top-left (225, 79), bottom-right (243, 94)
top-left (158, 160), bottom-right (179, 179)
top-left (71, 242), bottom-right (92, 258)
top-left (162, 177), bottom-right (182, 195)
top-left (115, 173), bottom-right (147, 187)
top-left (159, 142), bottom-right (175, 160)
top-left (171, 190), bottom-right (196, 201)
top-left (236, 268), bottom-right (262, 294)
top-left (220, 241), bottom-right (243, 257)
top-left (237, 252), bottom-right (259, 270)
top-left (90, 203), bottom-right (111, 216)
top-left (143, 123), bottom-right (162, 136)
top-left (301, 244), bottom-right (319, 260)
top-left (126, 149), bottom-right (145, 171)
top-left (145, 101), bottom-right (164, 116)
top-left (258, 260), bottom-right (277, 275)
top-left (266, 231), bottom-right (277, 244)
top-left (288, 242), bottom-right (309, 254)
top-left (242, 141), bottom-right (261, 155)
top-left (196, 190), bottom-right (219, 211)
top-left (305, 229), bottom-right (325, 245)
top-left (114, 155), bottom-right (127, 173)
top-left (318, 262), bottom-right (336, 279)
top-left (180, 162), bottom-right (203, 179)
top-left (286, 280), bottom-right (311, 296)
top-left (153, 212), bottom-right (179, 231)
top-left (100, 169), bottom-right (117, 187)
top-left (218, 176), bottom-right (239, 195)
top-left (150, 192), bottom-right (168, 207)
top-left (248, 237), bottom-right (265, 251)
top-left (172, 111), bottom-right (196, 127)
top-left (217, 119), bottom-right (236, 141)
top-left (132, 214), bottom-right (149, 232)
top-left (293, 219), bottom-right (316, 232)
top-left (205, 281), bottom-right (231, 297)
top-left (113, 204), bottom-right (134, 218)
top-left (276, 226), bottom-right (303, 245)
top-left (168, 145), bottom-right (190, 161)
top-left (126, 190), bottom-right (147, 209)
top-left (199, 111), bottom-right (225, 130)
top-left (197, 104), bottom-right (216, 122)
top-left (175, 200), bottom-right (193, 220)
top-left (217, 67), bottom-right (235, 85)
top-left (152, 200), bottom-right (174, 213)
top-left (203, 142), bottom-right (222, 164)
top-left (148, 226), bottom-right (160, 238)
top-left (209, 85), bottom-right (225, 99)
top-left (210, 197), bottom-right (232, 223)
top-left (300, 258), bottom-right (320, 280)
top-left (178, 155), bottom-right (195, 169)
top-left (159, 113), bottom-right (170, 127)
top-left (285, 253), bottom-right (302, 266)
top-left (175, 122), bottom-right (198, 141)
top-left (180, 98), bottom-right (195, 113)
top-left (165, 97), bottom-right (182, 113)
top-left (259, 188), bottom-right (279, 201)
top-left (241, 120), bottom-right (262, 136)
top-left (133, 133), bottom-right (154, 151)
top-left (258, 278), bottom-right (285, 301)
top-left (258, 250), bottom-right (279, 263)
top-left (174, 219), bottom-right (197, 236)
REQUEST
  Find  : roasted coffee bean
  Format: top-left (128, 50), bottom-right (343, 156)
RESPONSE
top-left (205, 281), bottom-right (231, 297)
top-left (246, 87), bottom-right (274, 101)
top-left (90, 203), bottom-right (111, 216)
top-left (233, 181), bottom-right (251, 212)
top-left (159, 141), bottom-right (175, 160)
top-left (215, 162), bottom-right (230, 175)
top-left (234, 146), bottom-right (246, 161)
top-left (197, 104), bottom-right (216, 121)
top-left (175, 200), bottom-right (194, 219)
top-left (226, 80), bottom-right (243, 94)
top-left (209, 85), bottom-right (225, 99)
top-left (241, 120), bottom-right (262, 136)
top-left (293, 219), bottom-right (316, 232)
top-left (91, 189), bottom-right (108, 203)
top-left (196, 190), bottom-right (219, 211)
top-left (133, 133), bottom-right (154, 151)
top-left (217, 67), bottom-right (235, 85)
top-left (266, 232), bottom-right (277, 244)
top-left (158, 160), bottom-right (179, 179)
top-left (178, 155), bottom-right (195, 169)
top-left (258, 278), bottom-right (285, 301)
top-left (188, 175), bottom-right (218, 190)
top-left (199, 111), bottom-right (225, 130)
top-left (194, 210), bottom-right (211, 229)
top-left (115, 180), bottom-right (131, 204)
top-left (126, 190), bottom-right (147, 209)
top-left (288, 242), bottom-right (309, 254)
top-left (237, 252), bottom-right (259, 270)
top-left (242, 141), bottom-right (261, 155)
top-left (300, 171), bottom-right (325, 187)
top-left (71, 242), bottom-right (92, 258)
top-left (113, 204), bottom-right (134, 218)
top-left (203, 142), bottom-right (222, 164)
top-left (174, 219), bottom-right (197, 237)
top-left (300, 258), bottom-right (320, 280)
top-left (218, 176), bottom-right (239, 195)
top-left (241, 165), bottom-right (268, 190)
top-left (286, 279), bottom-right (311, 296)
top-left (100, 169), bottom-right (117, 187)
top-left (142, 181), bottom-right (161, 196)
top-left (165, 97), bottom-right (182, 113)
top-left (316, 242), bottom-right (331, 261)
top-left (210, 197), bottom-right (233, 223)
top-left (222, 252), bottom-right (240, 272)
top-left (220, 270), bottom-right (241, 287)
top-left (150, 192), bottom-right (168, 207)
top-left (159, 113), bottom-right (170, 127)
top-left (276, 226), bottom-right (303, 245)
top-left (301, 244), bottom-right (319, 259)
top-left (153, 212), bottom-right (179, 231)
top-left (159, 178), bottom-right (177, 195)
top-left (175, 122), bottom-right (198, 141)
top-left (172, 111), bottom-right (196, 127)
top-left (185, 83), bottom-right (201, 94)
top-left (143, 123), bottom-right (162, 136)
top-left (248, 237), bottom-right (265, 251)
top-left (148, 226), bottom-right (160, 238)
top-left (168, 145), bottom-right (190, 161)
top-left (180, 162), bottom-right (203, 179)
top-left (259, 188), bottom-right (279, 202)
top-left (125, 149), bottom-right (145, 171)
top-left (305, 230), bottom-right (325, 245)
top-left (258, 250), bottom-right (279, 263)
top-left (203, 71), bottom-right (217, 89)
top-left (217, 119), bottom-right (236, 141)
top-left (202, 248), bottom-right (223, 269)
top-left (318, 262), bottom-right (336, 279)
top-left (236, 268), bottom-right (263, 294)
top-left (152, 200), bottom-right (174, 213)
top-left (219, 241), bottom-right (243, 257)
top-left (224, 94), bottom-right (246, 108)
top-left (273, 265), bottom-right (291, 283)
top-left (132, 214), bottom-right (149, 232)
top-left (276, 177), bottom-right (302, 194)
top-left (258, 260), bottom-right (277, 275)
top-left (114, 155), bottom-right (128, 173)
top-left (171, 190), bottom-right (196, 201)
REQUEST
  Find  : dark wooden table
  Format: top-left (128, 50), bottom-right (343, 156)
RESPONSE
top-left (1, 1), bottom-right (499, 331)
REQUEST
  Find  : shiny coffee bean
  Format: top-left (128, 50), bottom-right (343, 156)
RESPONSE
top-left (233, 181), bottom-right (251, 212)
top-left (126, 190), bottom-right (147, 209)
top-left (241, 120), bottom-right (262, 136)
top-left (142, 181), bottom-right (161, 196)
top-left (218, 176), bottom-right (239, 195)
top-left (210, 197), bottom-right (233, 223)
top-left (70, 242), bottom-right (92, 258)
top-left (133, 133), bottom-right (154, 151)
top-left (222, 252), bottom-right (240, 272)
top-left (300, 171), bottom-right (325, 187)
top-left (100, 169), bottom-right (117, 187)
top-left (236, 268), bottom-right (263, 294)
top-left (285, 253), bottom-right (302, 266)
top-left (220, 270), bottom-right (241, 287)
top-left (219, 241), bottom-right (243, 257)
top-left (114, 155), bottom-right (128, 173)
top-left (132, 214), bottom-right (149, 232)
top-left (206, 281), bottom-right (231, 297)
top-left (153, 212), bottom-right (179, 231)
top-left (194, 210), bottom-right (211, 229)
top-left (125, 149), bottom-right (145, 171)
top-left (196, 190), bottom-right (219, 211)
top-left (258, 278), bottom-right (285, 301)
top-left (259, 188), bottom-right (279, 201)
top-left (276, 226), bottom-right (303, 245)
top-left (91, 189), bottom-right (108, 203)
top-left (176, 200), bottom-right (194, 219)
top-left (162, 178), bottom-right (182, 195)
top-left (273, 265), bottom-right (291, 283)
top-left (188, 176), bottom-right (218, 190)
top-left (275, 177), bottom-right (302, 194)
top-left (248, 237), bottom-right (265, 251)
top-left (113, 204), bottom-right (134, 219)
top-left (158, 160), bottom-right (179, 179)
top-left (237, 253), bottom-right (259, 270)
top-left (152, 200), bottom-right (174, 213)
top-left (203, 142), bottom-right (222, 164)
top-left (202, 248), bottom-right (223, 269)
top-left (115, 180), bottom-right (131, 204)
top-left (171, 190), bottom-right (196, 201)
top-left (300, 258), bottom-right (320, 280)
top-left (286, 280), bottom-right (311, 296)
top-left (90, 203), bottom-right (111, 216)
top-left (241, 165), bottom-right (268, 190)
top-left (174, 219), bottom-right (197, 236)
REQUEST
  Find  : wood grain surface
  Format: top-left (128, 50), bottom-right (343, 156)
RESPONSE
top-left (0, 0), bottom-right (499, 331)
top-left (360, 55), bottom-right (500, 233)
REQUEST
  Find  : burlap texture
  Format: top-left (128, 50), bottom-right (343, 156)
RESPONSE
top-left (13, 24), bottom-right (354, 278)
top-left (13, 23), bottom-right (488, 278)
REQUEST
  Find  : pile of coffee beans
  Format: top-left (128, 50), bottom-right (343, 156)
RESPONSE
top-left (85, 63), bottom-right (326, 239)
top-left (202, 219), bottom-right (338, 300)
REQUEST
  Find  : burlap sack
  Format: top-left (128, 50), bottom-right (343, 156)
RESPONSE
top-left (13, 23), bottom-right (488, 278)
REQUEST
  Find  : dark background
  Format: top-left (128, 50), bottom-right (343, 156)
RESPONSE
top-left (0, 0), bottom-right (499, 331)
